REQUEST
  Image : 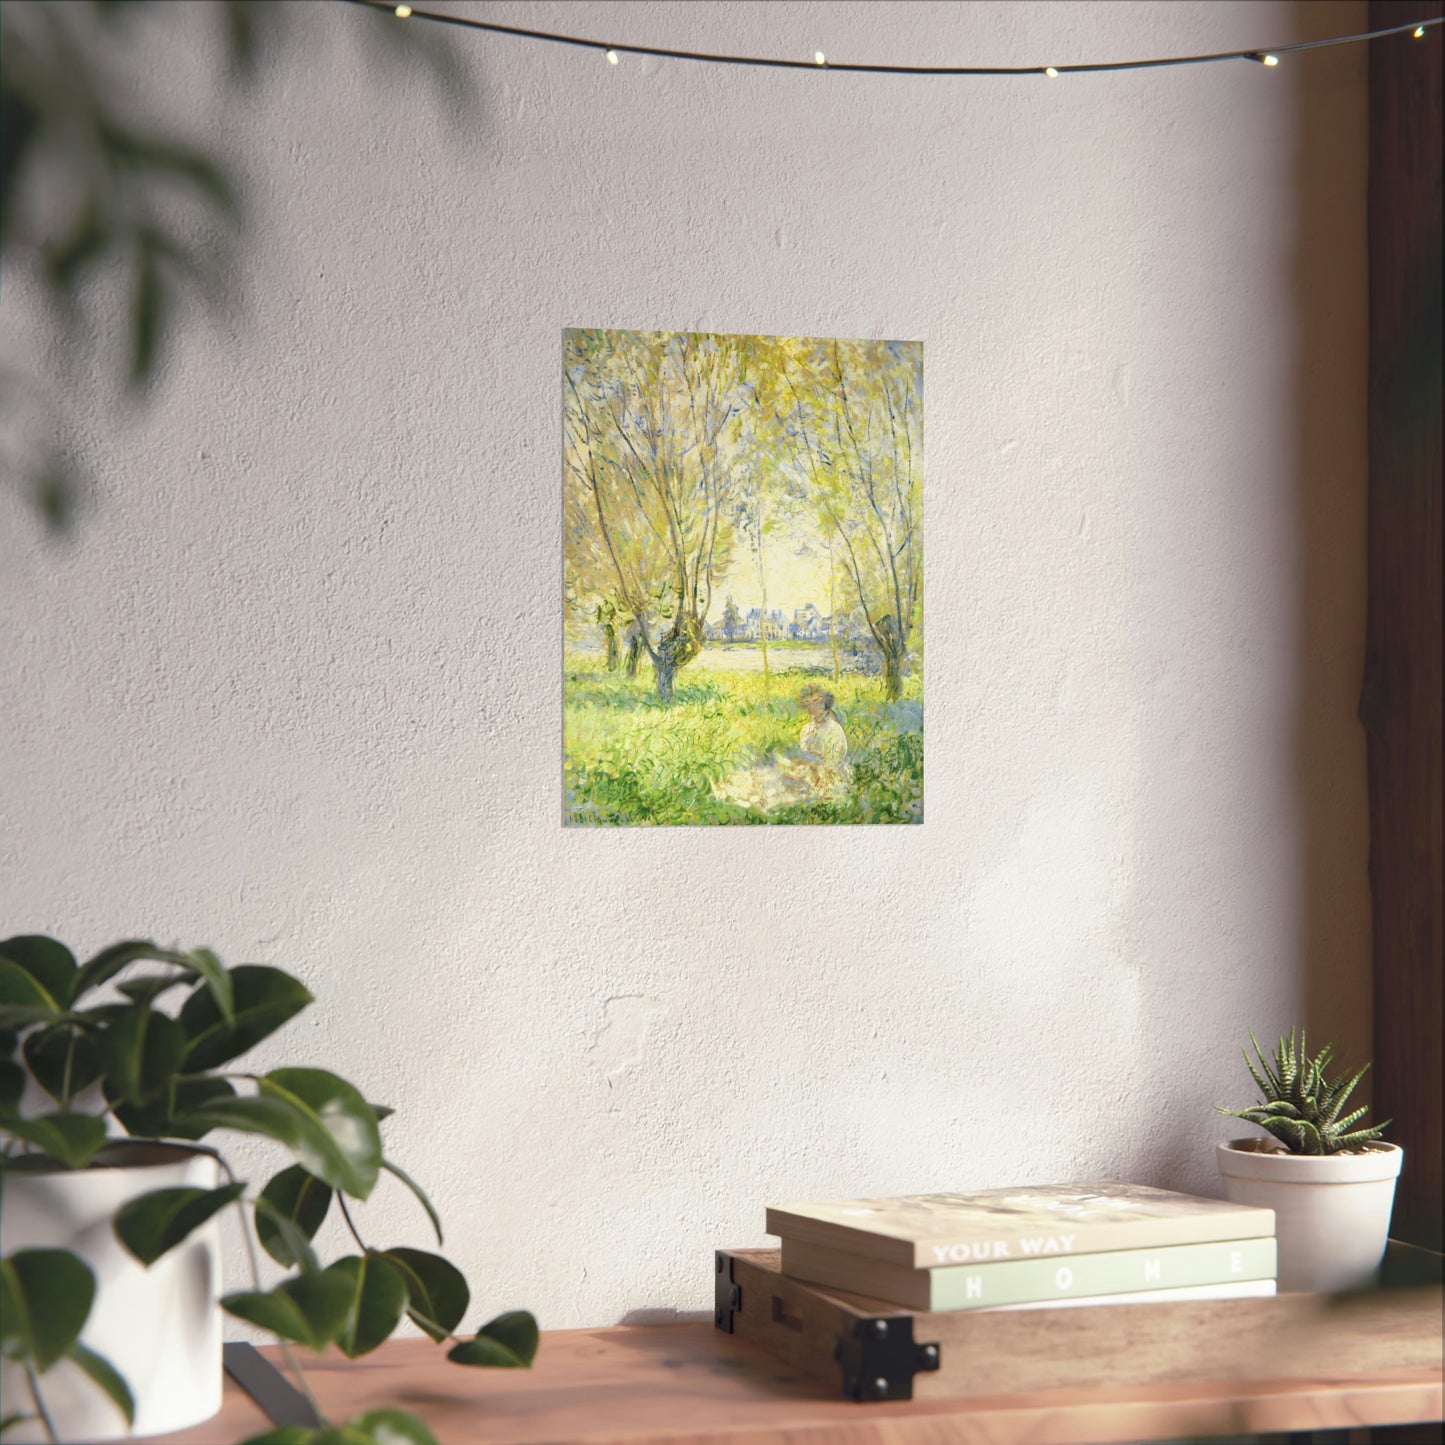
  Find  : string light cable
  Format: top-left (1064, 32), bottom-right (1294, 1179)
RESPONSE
top-left (344, 2), bottom-right (1440, 77)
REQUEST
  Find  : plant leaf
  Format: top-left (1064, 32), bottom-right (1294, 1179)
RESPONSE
top-left (1333, 1121), bottom-right (1391, 1150)
top-left (447, 1310), bottom-right (538, 1368)
top-left (72, 941), bottom-right (192, 1000)
top-left (380, 1159), bottom-right (442, 1246)
top-left (23, 1026), bottom-right (102, 1102)
top-left (183, 948), bottom-right (234, 1023)
top-left (256, 1165), bottom-right (332, 1268)
top-left (180, 966), bottom-right (313, 1071)
top-left (0, 1413), bottom-right (36, 1434)
top-left (108, 1075), bottom-right (236, 1141)
top-left (222, 1273), bottom-right (353, 1351)
top-left (1248, 1031), bottom-right (1282, 1099)
top-left (98, 1006), bottom-right (187, 1103)
top-left (1330, 1104), bottom-right (1370, 1134)
top-left (176, 1095), bottom-right (323, 1168)
top-left (0, 1112), bottom-right (108, 1168)
top-left (351, 1409), bottom-right (441, 1445)
top-left (0, 938), bottom-right (76, 1008)
top-left (116, 975), bottom-right (190, 1008)
top-left (381, 1249), bottom-right (468, 1342)
top-left (180, 1085), bottom-right (377, 1199)
top-left (259, 1070), bottom-right (381, 1200)
top-left (252, 1197), bottom-right (321, 1276)
top-left (67, 1341), bottom-right (135, 1426)
top-left (0, 1060), bottom-right (25, 1114)
top-left (113, 1182), bottom-right (245, 1265)
top-left (0, 960), bottom-right (60, 1028)
top-left (0, 1249), bottom-right (95, 1371)
top-left (326, 1254), bottom-right (407, 1359)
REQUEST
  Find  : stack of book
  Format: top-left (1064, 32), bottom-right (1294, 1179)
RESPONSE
top-left (766, 1181), bottom-right (1277, 1312)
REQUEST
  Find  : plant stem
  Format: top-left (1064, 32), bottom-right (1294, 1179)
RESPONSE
top-left (275, 1340), bottom-right (324, 1426)
top-left (221, 1160), bottom-right (326, 1427)
top-left (337, 1194), bottom-right (367, 1252)
top-left (332, 1195), bottom-right (466, 1348)
top-left (24, 1364), bottom-right (57, 1444)
top-left (60, 1033), bottom-right (76, 1110)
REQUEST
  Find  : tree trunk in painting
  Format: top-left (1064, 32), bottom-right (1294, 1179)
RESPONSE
top-left (755, 495), bottom-right (771, 688)
top-left (872, 616), bottom-right (903, 702)
top-left (828, 542), bottom-right (840, 681)
top-left (652, 616), bottom-right (702, 704)
top-left (882, 650), bottom-right (903, 703)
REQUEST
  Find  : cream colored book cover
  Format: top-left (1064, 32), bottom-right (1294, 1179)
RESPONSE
top-left (766, 1181), bottom-right (1275, 1269)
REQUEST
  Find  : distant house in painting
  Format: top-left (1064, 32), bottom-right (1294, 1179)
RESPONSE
top-left (741, 607), bottom-right (787, 641)
top-left (702, 603), bottom-right (843, 644)
top-left (789, 604), bottom-right (830, 640)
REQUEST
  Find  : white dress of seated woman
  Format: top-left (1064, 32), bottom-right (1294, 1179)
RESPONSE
top-left (712, 685), bottom-right (850, 813)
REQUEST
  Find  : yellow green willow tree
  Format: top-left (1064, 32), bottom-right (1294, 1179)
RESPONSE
top-left (564, 329), bottom-right (745, 701)
top-left (780, 338), bottom-right (923, 701)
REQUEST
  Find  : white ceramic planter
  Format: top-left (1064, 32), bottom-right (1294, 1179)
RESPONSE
top-left (1216, 1137), bottom-right (1403, 1293)
top-left (0, 1142), bottom-right (223, 1442)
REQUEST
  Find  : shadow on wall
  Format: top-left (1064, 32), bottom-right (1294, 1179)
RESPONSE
top-left (1290, 0), bottom-right (1373, 1102)
top-left (617, 1308), bottom-right (715, 1326)
top-left (1139, 0), bottom-right (1373, 1195)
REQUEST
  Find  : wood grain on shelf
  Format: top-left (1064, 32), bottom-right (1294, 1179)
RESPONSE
top-left (141, 1321), bottom-right (1442, 1445)
top-left (726, 1246), bottom-right (1444, 1402)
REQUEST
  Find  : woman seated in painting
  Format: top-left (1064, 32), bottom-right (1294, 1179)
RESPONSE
top-left (712, 683), bottom-right (851, 814)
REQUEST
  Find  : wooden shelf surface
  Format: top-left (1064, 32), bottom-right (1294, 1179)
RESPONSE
top-left (143, 1323), bottom-right (1443, 1445)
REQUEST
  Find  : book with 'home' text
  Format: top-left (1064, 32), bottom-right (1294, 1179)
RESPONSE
top-left (779, 1234), bottom-right (1278, 1310)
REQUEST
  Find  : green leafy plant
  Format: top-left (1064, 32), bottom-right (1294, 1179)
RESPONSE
top-left (0, 935), bottom-right (536, 1445)
top-left (1216, 1026), bottom-right (1391, 1156)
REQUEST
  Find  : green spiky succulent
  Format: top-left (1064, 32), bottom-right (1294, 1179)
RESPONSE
top-left (1217, 1026), bottom-right (1392, 1156)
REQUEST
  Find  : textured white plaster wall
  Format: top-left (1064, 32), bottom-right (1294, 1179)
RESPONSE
top-left (0, 1), bottom-right (1370, 1329)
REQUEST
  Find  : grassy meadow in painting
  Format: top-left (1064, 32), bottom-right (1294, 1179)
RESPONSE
top-left (564, 330), bottom-right (922, 826)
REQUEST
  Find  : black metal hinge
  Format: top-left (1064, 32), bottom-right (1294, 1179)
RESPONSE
top-left (714, 1251), bottom-right (742, 1332)
top-left (833, 1314), bottom-right (941, 1401)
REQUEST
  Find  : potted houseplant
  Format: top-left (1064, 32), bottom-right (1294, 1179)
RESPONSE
top-left (0, 934), bottom-right (537, 1445)
top-left (1215, 1026), bottom-right (1402, 1293)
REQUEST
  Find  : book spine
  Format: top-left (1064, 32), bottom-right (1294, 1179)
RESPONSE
top-left (929, 1237), bottom-right (1277, 1310)
top-left (910, 1213), bottom-right (1276, 1268)
top-left (982, 1279), bottom-right (1277, 1312)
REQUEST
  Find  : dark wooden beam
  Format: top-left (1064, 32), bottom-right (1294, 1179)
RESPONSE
top-left (1364, 0), bottom-right (1443, 1261)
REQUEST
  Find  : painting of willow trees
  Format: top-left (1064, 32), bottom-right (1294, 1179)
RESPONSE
top-left (564, 329), bottom-right (922, 827)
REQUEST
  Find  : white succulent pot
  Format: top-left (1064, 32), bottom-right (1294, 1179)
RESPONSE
top-left (0, 1141), bottom-right (223, 1442)
top-left (1216, 1137), bottom-right (1403, 1293)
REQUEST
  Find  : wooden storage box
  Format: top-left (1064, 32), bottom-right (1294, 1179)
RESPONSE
top-left (715, 1242), bottom-right (1445, 1404)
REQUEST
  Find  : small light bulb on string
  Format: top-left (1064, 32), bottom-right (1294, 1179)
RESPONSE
top-left (341, 3), bottom-right (1441, 82)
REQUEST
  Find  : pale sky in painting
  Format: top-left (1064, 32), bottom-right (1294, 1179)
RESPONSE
top-left (713, 516), bottom-right (838, 617)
